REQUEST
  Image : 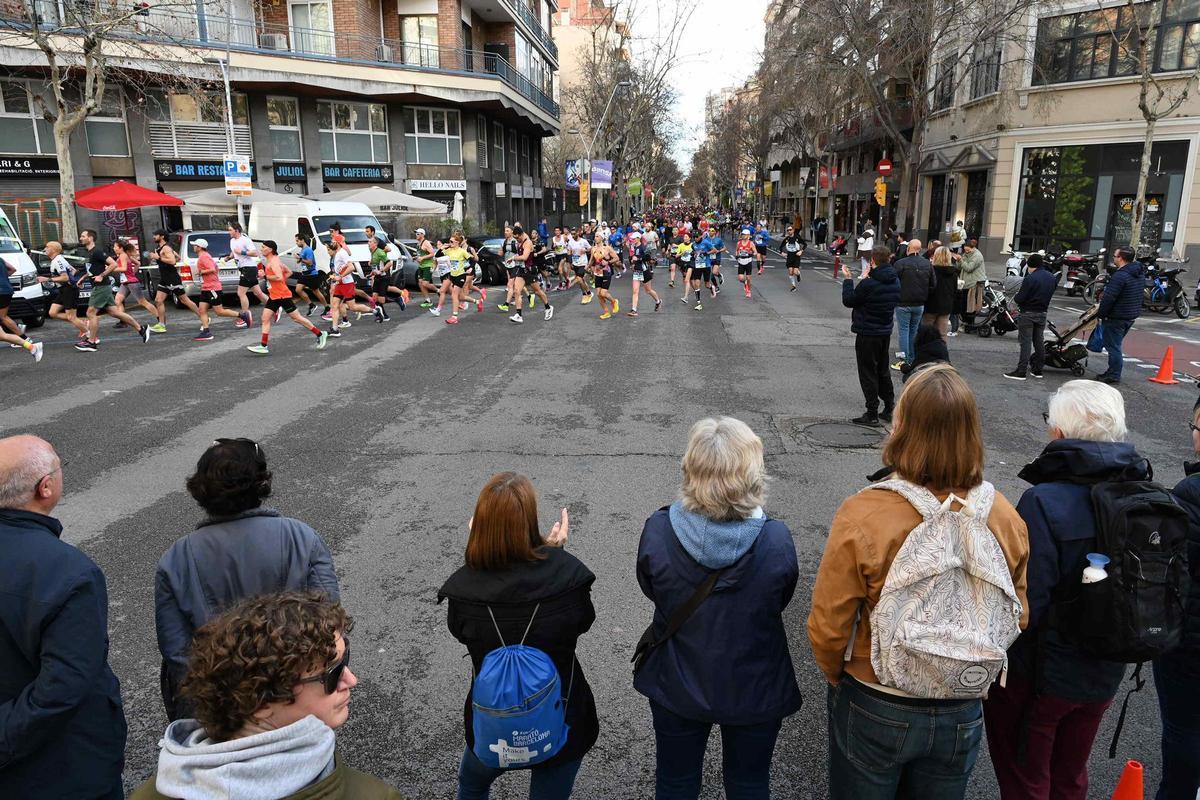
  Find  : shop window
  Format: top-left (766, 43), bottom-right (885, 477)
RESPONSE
top-left (401, 15), bottom-right (439, 67)
top-left (404, 107), bottom-right (461, 165)
top-left (477, 114), bottom-right (488, 169)
top-left (492, 122), bottom-right (504, 170)
top-left (84, 87), bottom-right (130, 157)
top-left (0, 80), bottom-right (52, 155)
top-left (318, 100), bottom-right (389, 163)
top-left (267, 96), bottom-right (303, 162)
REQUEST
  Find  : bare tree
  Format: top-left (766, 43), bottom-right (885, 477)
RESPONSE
top-left (0, 0), bottom-right (221, 240)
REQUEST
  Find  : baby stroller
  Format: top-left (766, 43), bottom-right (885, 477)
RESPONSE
top-left (969, 281), bottom-right (1018, 337)
top-left (1043, 304), bottom-right (1100, 377)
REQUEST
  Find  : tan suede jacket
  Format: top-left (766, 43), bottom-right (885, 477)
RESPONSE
top-left (807, 482), bottom-right (1030, 686)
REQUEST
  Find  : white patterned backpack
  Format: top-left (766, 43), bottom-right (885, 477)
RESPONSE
top-left (868, 479), bottom-right (1023, 699)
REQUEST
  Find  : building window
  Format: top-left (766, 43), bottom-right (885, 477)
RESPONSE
top-left (1031, 3), bottom-right (1176, 85)
top-left (520, 135), bottom-right (529, 174)
top-left (508, 127), bottom-right (517, 172)
top-left (267, 96), bottom-right (302, 162)
top-left (318, 100), bottom-right (389, 163)
top-left (932, 53), bottom-right (956, 110)
top-left (404, 107), bottom-right (461, 165)
top-left (145, 89), bottom-right (253, 159)
top-left (289, 0), bottom-right (335, 56)
top-left (477, 114), bottom-right (488, 169)
top-left (533, 138), bottom-right (541, 179)
top-left (969, 42), bottom-right (1001, 98)
top-left (148, 90), bottom-right (250, 125)
top-left (0, 80), bottom-right (52, 155)
top-left (400, 15), bottom-right (439, 67)
top-left (493, 121), bottom-right (504, 170)
top-left (84, 87), bottom-right (130, 157)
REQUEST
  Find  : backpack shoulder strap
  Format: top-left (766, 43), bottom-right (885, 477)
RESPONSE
top-left (869, 478), bottom-right (943, 519)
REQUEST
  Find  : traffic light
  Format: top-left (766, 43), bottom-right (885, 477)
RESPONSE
top-left (874, 177), bottom-right (887, 207)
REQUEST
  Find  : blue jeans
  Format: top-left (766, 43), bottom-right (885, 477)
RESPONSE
top-left (649, 699), bottom-right (783, 800)
top-left (895, 305), bottom-right (923, 363)
top-left (1154, 653), bottom-right (1200, 800)
top-left (457, 747), bottom-right (583, 800)
top-left (827, 678), bottom-right (984, 800)
top-left (1101, 318), bottom-right (1134, 380)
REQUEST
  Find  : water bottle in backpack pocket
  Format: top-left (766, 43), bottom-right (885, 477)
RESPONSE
top-left (471, 604), bottom-right (574, 769)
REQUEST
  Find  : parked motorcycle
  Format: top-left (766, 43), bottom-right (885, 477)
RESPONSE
top-left (1003, 243), bottom-right (1042, 277)
top-left (1145, 265), bottom-right (1190, 318)
top-left (1060, 248), bottom-right (1106, 297)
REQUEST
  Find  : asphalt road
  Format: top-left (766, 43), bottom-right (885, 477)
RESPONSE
top-left (3, 245), bottom-right (1195, 799)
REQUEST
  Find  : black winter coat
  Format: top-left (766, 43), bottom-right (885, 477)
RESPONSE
top-left (438, 547), bottom-right (599, 768)
top-left (842, 263), bottom-right (900, 336)
top-left (894, 254), bottom-right (936, 306)
top-left (1098, 261), bottom-right (1145, 321)
top-left (0, 509), bottom-right (127, 799)
top-left (1170, 464), bottom-right (1200, 655)
top-left (925, 263), bottom-right (959, 315)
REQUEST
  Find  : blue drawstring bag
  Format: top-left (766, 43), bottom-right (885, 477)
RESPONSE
top-left (1087, 322), bottom-right (1105, 353)
top-left (471, 604), bottom-right (574, 769)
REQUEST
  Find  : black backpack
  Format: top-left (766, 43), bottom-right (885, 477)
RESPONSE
top-left (1043, 477), bottom-right (1190, 758)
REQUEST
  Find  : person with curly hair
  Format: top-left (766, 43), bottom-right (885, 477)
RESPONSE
top-left (132, 592), bottom-right (402, 799)
top-left (155, 438), bottom-right (340, 721)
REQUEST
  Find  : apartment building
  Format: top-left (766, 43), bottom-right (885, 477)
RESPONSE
top-left (921, 0), bottom-right (1200, 261)
top-left (0, 0), bottom-right (560, 245)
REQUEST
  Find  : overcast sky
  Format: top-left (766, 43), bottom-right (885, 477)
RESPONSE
top-left (639, 0), bottom-right (770, 168)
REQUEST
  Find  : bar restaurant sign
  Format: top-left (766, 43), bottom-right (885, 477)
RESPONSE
top-left (156, 160), bottom-right (258, 181)
top-left (0, 157), bottom-right (59, 178)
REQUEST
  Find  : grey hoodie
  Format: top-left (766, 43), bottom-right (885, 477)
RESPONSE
top-left (668, 500), bottom-right (767, 569)
top-left (154, 715), bottom-right (336, 800)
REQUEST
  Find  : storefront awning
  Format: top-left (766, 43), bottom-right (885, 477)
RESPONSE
top-left (313, 185), bottom-right (444, 213)
top-left (175, 186), bottom-right (299, 213)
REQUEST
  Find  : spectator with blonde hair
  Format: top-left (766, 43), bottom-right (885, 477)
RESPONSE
top-left (809, 365), bottom-right (1029, 800)
top-left (634, 417), bottom-right (801, 800)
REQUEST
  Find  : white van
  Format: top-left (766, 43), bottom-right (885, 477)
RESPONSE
top-left (0, 208), bottom-right (49, 328)
top-left (248, 201), bottom-right (383, 273)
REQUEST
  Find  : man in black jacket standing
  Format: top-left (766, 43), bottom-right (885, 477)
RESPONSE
top-left (842, 245), bottom-right (901, 426)
top-left (1005, 253), bottom-right (1058, 380)
top-left (0, 435), bottom-right (127, 800)
top-left (891, 239), bottom-right (935, 369)
top-left (1095, 246), bottom-right (1145, 385)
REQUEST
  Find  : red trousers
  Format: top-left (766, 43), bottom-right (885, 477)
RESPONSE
top-left (982, 675), bottom-right (1112, 800)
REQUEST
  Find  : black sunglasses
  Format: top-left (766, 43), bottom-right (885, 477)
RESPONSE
top-left (298, 640), bottom-right (350, 694)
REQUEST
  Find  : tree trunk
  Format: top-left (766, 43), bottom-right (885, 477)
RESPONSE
top-left (55, 118), bottom-right (79, 243)
top-left (1130, 114), bottom-right (1156, 251)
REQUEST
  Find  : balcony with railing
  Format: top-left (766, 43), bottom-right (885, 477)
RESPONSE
top-left (502, 0), bottom-right (557, 61)
top-left (0, 9), bottom-right (559, 120)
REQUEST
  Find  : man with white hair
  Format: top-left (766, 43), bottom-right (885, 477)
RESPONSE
top-left (982, 381), bottom-right (1145, 799)
top-left (0, 435), bottom-right (127, 798)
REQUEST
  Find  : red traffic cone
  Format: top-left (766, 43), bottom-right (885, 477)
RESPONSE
top-left (1110, 759), bottom-right (1143, 800)
top-left (1149, 345), bottom-right (1180, 385)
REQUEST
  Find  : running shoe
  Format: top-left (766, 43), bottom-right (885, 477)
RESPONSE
top-left (30, 341), bottom-right (43, 363)
top-left (790, 284), bottom-right (797, 292)
top-left (420, 300), bottom-right (433, 308)
top-left (497, 303), bottom-right (509, 312)
top-left (509, 313), bottom-right (523, 324)
top-left (401, 289), bottom-right (411, 305)
top-left (193, 329), bottom-right (214, 341)
top-left (321, 312), bottom-right (333, 322)
top-left (397, 295), bottom-right (406, 311)
top-left (307, 303), bottom-right (316, 317)
top-left (891, 360), bottom-right (905, 371)
top-left (668, 282), bottom-right (675, 288)
top-left (356, 312), bottom-right (367, 321)
top-left (446, 315), bottom-right (459, 325)
top-left (710, 285), bottom-right (717, 298)
top-left (476, 297), bottom-right (484, 313)
top-left (242, 311), bottom-right (254, 327)
top-left (655, 299), bottom-right (662, 312)
top-left (149, 323), bottom-right (167, 334)
top-left (234, 320), bottom-right (248, 329)
top-left (339, 320), bottom-right (352, 328)
top-left (680, 297), bottom-right (689, 304)
top-left (695, 303), bottom-right (703, 311)
top-left (600, 311), bottom-right (611, 320)
top-left (247, 344), bottom-right (270, 355)
top-left (544, 306), bottom-right (554, 321)
top-left (139, 326), bottom-right (151, 343)
top-left (429, 307), bottom-right (441, 316)
top-left (77, 330), bottom-right (88, 341)
top-left (74, 341), bottom-right (97, 352)
top-left (627, 310), bottom-right (639, 317)
top-left (758, 267), bottom-right (764, 275)
top-left (374, 306), bottom-right (385, 323)
top-left (479, 288), bottom-right (487, 302)
top-left (460, 302), bottom-right (470, 311)
top-left (327, 329), bottom-right (342, 338)
top-left (612, 299), bottom-right (619, 314)
top-left (581, 294), bottom-right (593, 305)
top-left (528, 294), bottom-right (536, 309)
top-left (381, 313), bottom-right (391, 321)
top-left (316, 331), bottom-right (329, 350)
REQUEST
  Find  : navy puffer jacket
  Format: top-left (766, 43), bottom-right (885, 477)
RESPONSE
top-left (842, 263), bottom-right (900, 336)
top-left (1098, 260), bottom-right (1145, 321)
top-left (1169, 464), bottom-right (1200, 655)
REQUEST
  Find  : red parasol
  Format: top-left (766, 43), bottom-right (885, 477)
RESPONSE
top-left (75, 180), bottom-right (184, 212)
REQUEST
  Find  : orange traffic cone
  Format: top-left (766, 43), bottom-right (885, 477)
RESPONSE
top-left (1149, 346), bottom-right (1180, 385)
top-left (1110, 759), bottom-right (1143, 800)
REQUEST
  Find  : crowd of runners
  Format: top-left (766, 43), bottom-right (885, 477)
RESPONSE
top-left (1, 210), bottom-right (813, 360)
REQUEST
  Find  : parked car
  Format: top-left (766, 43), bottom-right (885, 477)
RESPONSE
top-left (0, 208), bottom-right (50, 328)
top-left (468, 237), bottom-right (509, 285)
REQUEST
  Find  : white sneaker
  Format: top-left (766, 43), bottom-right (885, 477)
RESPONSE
top-left (544, 306), bottom-right (554, 320)
top-left (338, 320), bottom-right (352, 328)
top-left (429, 306), bottom-right (441, 316)
top-left (509, 313), bottom-right (523, 324)
top-left (30, 341), bottom-right (43, 363)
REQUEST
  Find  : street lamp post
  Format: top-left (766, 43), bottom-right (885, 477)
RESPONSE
top-left (568, 79), bottom-right (630, 225)
top-left (203, 54), bottom-right (243, 227)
